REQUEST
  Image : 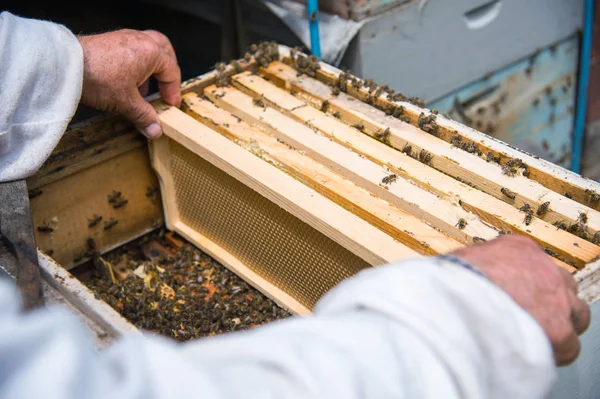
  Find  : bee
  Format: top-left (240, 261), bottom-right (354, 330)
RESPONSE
top-left (244, 52), bottom-right (252, 62)
top-left (331, 86), bottom-right (340, 96)
top-left (473, 237), bottom-right (487, 243)
top-left (28, 188), bottom-right (43, 199)
top-left (578, 212), bottom-right (588, 224)
top-left (113, 199), bottom-right (128, 209)
top-left (37, 222), bottom-right (54, 233)
top-left (553, 220), bottom-right (568, 231)
top-left (486, 151), bottom-right (500, 164)
top-left (455, 218), bottom-right (467, 229)
top-left (450, 135), bottom-right (462, 147)
top-left (214, 62), bottom-right (226, 72)
top-left (88, 214), bottom-right (103, 227)
top-left (522, 166), bottom-right (530, 178)
top-left (230, 60), bottom-right (243, 72)
top-left (146, 186), bottom-right (159, 199)
top-left (502, 164), bottom-right (517, 177)
top-left (519, 204), bottom-right (532, 214)
top-left (252, 97), bottom-right (266, 108)
top-left (401, 143), bottom-right (412, 156)
top-left (464, 142), bottom-right (479, 154)
top-left (544, 248), bottom-right (559, 257)
top-left (593, 231), bottom-right (600, 244)
top-left (320, 100), bottom-right (330, 113)
top-left (351, 78), bottom-right (362, 89)
top-left (352, 122), bottom-right (365, 132)
top-left (381, 174), bottom-right (397, 185)
top-left (586, 189), bottom-right (600, 202)
top-left (108, 190), bottom-right (122, 204)
top-left (45, 249), bottom-right (54, 257)
top-left (565, 192), bottom-right (572, 199)
top-left (501, 187), bottom-right (516, 199)
top-left (375, 128), bottom-right (391, 143)
top-left (536, 201), bottom-right (550, 216)
top-left (418, 149), bottom-right (433, 165)
top-left (523, 213), bottom-right (532, 225)
top-left (568, 222), bottom-right (583, 234)
top-left (333, 111), bottom-right (340, 119)
top-left (104, 218), bottom-right (118, 231)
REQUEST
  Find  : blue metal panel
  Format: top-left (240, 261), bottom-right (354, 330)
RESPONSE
top-left (429, 35), bottom-right (579, 169)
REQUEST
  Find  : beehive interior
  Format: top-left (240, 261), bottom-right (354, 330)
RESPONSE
top-left (169, 140), bottom-right (370, 308)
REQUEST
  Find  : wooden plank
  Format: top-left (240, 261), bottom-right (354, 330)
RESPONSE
top-left (156, 106), bottom-right (419, 266)
top-left (30, 147), bottom-right (164, 269)
top-left (204, 85), bottom-right (500, 245)
top-left (182, 94), bottom-right (463, 256)
top-left (262, 61), bottom-right (600, 240)
top-left (229, 72), bottom-right (600, 268)
top-left (281, 48), bottom-right (600, 211)
top-left (149, 135), bottom-right (179, 230)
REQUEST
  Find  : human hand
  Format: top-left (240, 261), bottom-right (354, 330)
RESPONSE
top-left (451, 235), bottom-right (590, 366)
top-left (77, 29), bottom-right (181, 139)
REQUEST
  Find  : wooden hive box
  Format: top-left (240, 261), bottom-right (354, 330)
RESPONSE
top-left (145, 43), bottom-right (600, 315)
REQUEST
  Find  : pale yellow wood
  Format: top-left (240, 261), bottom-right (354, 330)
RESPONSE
top-left (182, 93), bottom-right (463, 256)
top-left (148, 135), bottom-right (179, 230)
top-left (288, 47), bottom-right (600, 211)
top-left (262, 61), bottom-right (600, 238)
top-left (157, 106), bottom-right (419, 266)
top-left (230, 72), bottom-right (600, 267)
top-left (174, 221), bottom-right (311, 315)
top-left (204, 85), bottom-right (500, 244)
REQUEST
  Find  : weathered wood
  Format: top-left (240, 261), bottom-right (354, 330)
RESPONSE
top-left (29, 147), bottom-right (164, 269)
top-left (281, 48), bottom-right (600, 212)
top-left (262, 61), bottom-right (600, 239)
top-left (182, 93), bottom-right (463, 256)
top-left (230, 71), bottom-right (600, 268)
top-left (205, 84), bottom-right (500, 244)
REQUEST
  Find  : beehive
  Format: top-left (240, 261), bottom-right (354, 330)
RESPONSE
top-left (149, 44), bottom-right (600, 314)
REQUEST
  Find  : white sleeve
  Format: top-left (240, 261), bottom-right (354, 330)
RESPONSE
top-left (0, 257), bottom-right (556, 399)
top-left (0, 12), bottom-right (83, 182)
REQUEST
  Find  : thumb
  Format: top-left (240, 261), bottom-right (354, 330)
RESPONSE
top-left (123, 91), bottom-right (163, 139)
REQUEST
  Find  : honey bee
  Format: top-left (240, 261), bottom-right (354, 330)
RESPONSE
top-left (244, 52), bottom-right (252, 62)
top-left (381, 174), bottom-right (398, 185)
top-left (455, 218), bottom-right (467, 229)
top-left (565, 192), bottom-right (572, 199)
top-left (352, 122), bottom-right (365, 132)
top-left (230, 60), bottom-right (243, 72)
top-left (37, 222), bottom-right (54, 233)
top-left (500, 187), bottom-right (516, 199)
top-left (401, 144), bottom-right (412, 156)
top-left (523, 213), bottom-right (532, 225)
top-left (522, 166), bottom-right (530, 178)
top-left (578, 212), bottom-right (588, 224)
top-left (519, 204), bottom-right (532, 214)
top-left (553, 220), bottom-right (568, 230)
top-left (331, 86), bottom-right (340, 96)
top-left (418, 149), bottom-right (433, 165)
top-left (473, 237), bottom-right (487, 243)
top-left (450, 135), bottom-right (463, 147)
top-left (113, 199), bottom-right (128, 209)
top-left (108, 190), bottom-right (122, 204)
top-left (88, 214), bottom-right (103, 228)
top-left (536, 201), bottom-right (550, 216)
top-left (252, 97), bottom-right (266, 108)
top-left (104, 218), bottom-right (118, 231)
top-left (544, 248), bottom-right (559, 258)
top-left (586, 189), bottom-right (600, 202)
top-left (486, 151), bottom-right (500, 164)
top-left (593, 231), bottom-right (600, 244)
top-left (333, 111), bottom-right (340, 119)
top-left (502, 164), bottom-right (517, 177)
top-left (375, 128), bottom-right (391, 143)
top-left (320, 100), bottom-right (330, 113)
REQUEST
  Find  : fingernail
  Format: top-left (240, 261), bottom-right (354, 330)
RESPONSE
top-left (142, 123), bottom-right (162, 139)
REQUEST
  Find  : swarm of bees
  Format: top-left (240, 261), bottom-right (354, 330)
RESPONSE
top-left (290, 47), bottom-right (320, 78)
top-left (87, 234), bottom-right (290, 342)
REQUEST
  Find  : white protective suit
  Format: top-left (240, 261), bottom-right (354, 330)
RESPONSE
top-left (0, 12), bottom-right (556, 399)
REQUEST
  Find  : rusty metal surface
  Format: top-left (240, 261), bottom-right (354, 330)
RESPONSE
top-left (429, 35), bottom-right (579, 169)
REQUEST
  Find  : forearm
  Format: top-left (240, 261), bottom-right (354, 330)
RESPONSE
top-left (0, 12), bottom-right (83, 182)
top-left (0, 257), bottom-right (556, 399)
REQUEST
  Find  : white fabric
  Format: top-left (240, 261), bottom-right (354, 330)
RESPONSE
top-left (0, 12), bottom-right (83, 182)
top-left (0, 258), bottom-right (556, 398)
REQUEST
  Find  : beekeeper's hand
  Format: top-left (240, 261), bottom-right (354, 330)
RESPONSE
top-left (451, 234), bottom-right (590, 366)
top-left (77, 29), bottom-right (181, 139)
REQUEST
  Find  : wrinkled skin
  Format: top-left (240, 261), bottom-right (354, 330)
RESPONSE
top-left (78, 29), bottom-right (181, 139)
top-left (452, 235), bottom-right (591, 366)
